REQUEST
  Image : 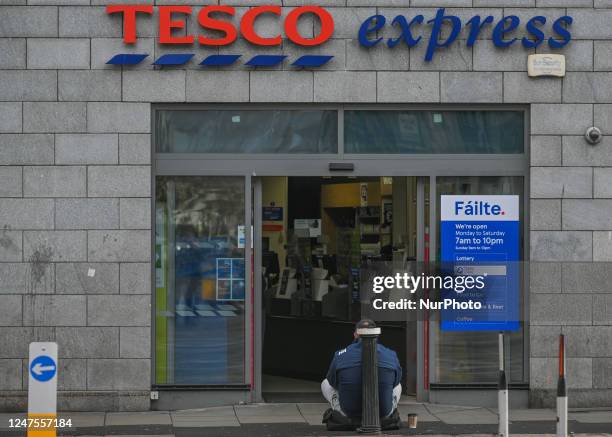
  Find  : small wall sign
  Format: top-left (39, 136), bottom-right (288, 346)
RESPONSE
top-left (527, 54), bottom-right (566, 77)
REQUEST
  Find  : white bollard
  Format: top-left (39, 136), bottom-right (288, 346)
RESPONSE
top-left (28, 342), bottom-right (58, 437)
top-left (556, 334), bottom-right (568, 437)
top-left (498, 332), bottom-right (509, 437)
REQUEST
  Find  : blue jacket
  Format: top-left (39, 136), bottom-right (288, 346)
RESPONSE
top-left (326, 340), bottom-right (402, 418)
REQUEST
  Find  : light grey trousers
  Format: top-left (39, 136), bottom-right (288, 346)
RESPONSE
top-left (321, 378), bottom-right (402, 418)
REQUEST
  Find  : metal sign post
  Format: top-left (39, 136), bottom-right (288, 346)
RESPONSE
top-left (557, 334), bottom-right (568, 437)
top-left (498, 332), bottom-right (509, 437)
top-left (28, 342), bottom-right (58, 437)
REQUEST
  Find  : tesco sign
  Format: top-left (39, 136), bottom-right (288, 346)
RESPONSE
top-left (359, 10), bottom-right (573, 61)
top-left (106, 5), bottom-right (573, 67)
top-left (107, 5), bottom-right (334, 46)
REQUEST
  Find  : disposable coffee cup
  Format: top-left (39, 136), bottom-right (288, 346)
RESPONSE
top-left (407, 413), bottom-right (418, 429)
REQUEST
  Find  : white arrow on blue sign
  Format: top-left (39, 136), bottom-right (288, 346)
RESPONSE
top-left (30, 355), bottom-right (56, 382)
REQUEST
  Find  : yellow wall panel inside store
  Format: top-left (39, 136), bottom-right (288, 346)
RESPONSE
top-left (262, 176), bottom-right (288, 271)
top-left (321, 181), bottom-right (381, 208)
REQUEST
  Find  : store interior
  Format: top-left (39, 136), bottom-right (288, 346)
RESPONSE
top-left (260, 176), bottom-right (423, 400)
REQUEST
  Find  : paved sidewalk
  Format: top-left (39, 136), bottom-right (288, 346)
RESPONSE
top-left (1, 400), bottom-right (611, 436)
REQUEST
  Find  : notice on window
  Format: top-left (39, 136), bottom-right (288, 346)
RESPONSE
top-left (263, 206), bottom-right (283, 221)
top-left (216, 258), bottom-right (245, 301)
top-left (440, 195), bottom-right (520, 331)
top-left (360, 183), bottom-right (368, 207)
top-left (237, 225), bottom-right (245, 248)
top-left (294, 219), bottom-right (321, 238)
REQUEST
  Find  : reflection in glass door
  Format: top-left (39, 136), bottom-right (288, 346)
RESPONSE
top-left (155, 176), bottom-right (247, 385)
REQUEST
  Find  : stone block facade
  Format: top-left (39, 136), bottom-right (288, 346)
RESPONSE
top-left (0, 0), bottom-right (611, 410)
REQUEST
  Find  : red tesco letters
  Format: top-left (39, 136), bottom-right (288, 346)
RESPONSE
top-left (106, 5), bottom-right (335, 47)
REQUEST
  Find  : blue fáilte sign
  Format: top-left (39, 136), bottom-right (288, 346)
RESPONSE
top-left (440, 195), bottom-right (520, 331)
top-left (30, 355), bottom-right (57, 382)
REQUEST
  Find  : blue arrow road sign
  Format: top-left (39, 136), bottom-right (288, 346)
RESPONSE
top-left (30, 355), bottom-right (56, 382)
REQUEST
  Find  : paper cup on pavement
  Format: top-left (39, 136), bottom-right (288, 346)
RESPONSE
top-left (407, 413), bottom-right (418, 429)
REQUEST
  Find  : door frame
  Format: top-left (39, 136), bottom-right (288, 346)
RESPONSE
top-left (251, 175), bottom-right (429, 402)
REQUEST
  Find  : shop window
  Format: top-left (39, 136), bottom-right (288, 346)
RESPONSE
top-left (155, 176), bottom-right (246, 385)
top-left (156, 110), bottom-right (338, 154)
top-left (432, 176), bottom-right (525, 384)
top-left (345, 111), bottom-right (524, 154)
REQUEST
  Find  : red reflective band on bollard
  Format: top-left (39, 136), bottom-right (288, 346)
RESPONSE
top-left (559, 334), bottom-right (565, 379)
top-left (557, 334), bottom-right (568, 437)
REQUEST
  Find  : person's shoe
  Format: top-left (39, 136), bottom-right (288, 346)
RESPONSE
top-left (381, 408), bottom-right (402, 430)
top-left (322, 408), bottom-right (358, 431)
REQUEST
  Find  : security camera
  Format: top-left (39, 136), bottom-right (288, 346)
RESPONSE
top-left (585, 127), bottom-right (603, 145)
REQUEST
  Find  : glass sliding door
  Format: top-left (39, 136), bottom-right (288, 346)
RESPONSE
top-left (431, 176), bottom-right (525, 385)
top-left (155, 176), bottom-right (247, 385)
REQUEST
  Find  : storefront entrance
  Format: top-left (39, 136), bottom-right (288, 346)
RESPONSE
top-left (152, 105), bottom-right (529, 410)
top-left (259, 176), bottom-right (424, 401)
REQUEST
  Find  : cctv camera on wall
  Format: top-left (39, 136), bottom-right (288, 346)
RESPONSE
top-left (585, 127), bottom-right (603, 145)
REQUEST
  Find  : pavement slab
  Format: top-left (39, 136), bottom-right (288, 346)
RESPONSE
top-left (509, 409), bottom-right (557, 421)
top-left (432, 408), bottom-right (499, 425)
top-left (297, 403), bottom-right (328, 425)
top-left (234, 403), bottom-right (301, 416)
top-left (1, 402), bottom-right (611, 436)
top-left (235, 403), bottom-right (305, 423)
top-left (172, 406), bottom-right (236, 417)
top-left (49, 434), bottom-right (612, 437)
top-left (236, 415), bottom-right (306, 424)
top-left (0, 423), bottom-right (610, 436)
top-left (571, 411), bottom-right (612, 423)
top-left (511, 435), bottom-right (555, 437)
top-left (423, 403), bottom-right (484, 415)
top-left (59, 412), bottom-right (106, 428)
top-left (301, 414), bottom-right (324, 425)
top-left (106, 412), bottom-right (172, 426)
top-left (171, 408), bottom-right (241, 428)
top-left (172, 419), bottom-right (240, 428)
top-left (397, 404), bottom-right (439, 422)
top-left (296, 403), bottom-right (328, 416)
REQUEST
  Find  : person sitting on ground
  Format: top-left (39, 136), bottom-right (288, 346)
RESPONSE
top-left (321, 319), bottom-right (402, 428)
